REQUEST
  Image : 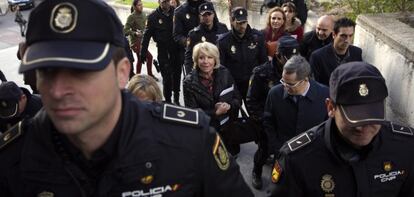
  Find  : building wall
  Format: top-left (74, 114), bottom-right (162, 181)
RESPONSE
top-left (355, 14), bottom-right (414, 127)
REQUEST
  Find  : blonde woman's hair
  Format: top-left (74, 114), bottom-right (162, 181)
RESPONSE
top-left (127, 74), bottom-right (163, 102)
top-left (192, 42), bottom-right (220, 69)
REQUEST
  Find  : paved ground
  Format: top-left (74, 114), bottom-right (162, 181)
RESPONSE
top-left (0, 1), bottom-right (274, 196)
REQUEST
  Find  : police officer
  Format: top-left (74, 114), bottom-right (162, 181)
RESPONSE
top-left (140, 0), bottom-right (180, 103)
top-left (0, 81), bottom-right (42, 133)
top-left (0, 1), bottom-right (253, 196)
top-left (246, 35), bottom-right (299, 189)
top-left (268, 61), bottom-right (414, 197)
top-left (173, 0), bottom-right (206, 75)
top-left (217, 7), bottom-right (267, 100)
top-left (183, 2), bottom-right (228, 74)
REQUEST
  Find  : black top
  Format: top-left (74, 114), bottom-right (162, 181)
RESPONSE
top-left (0, 91), bottom-right (253, 196)
top-left (299, 30), bottom-right (333, 61)
top-left (269, 119), bottom-right (414, 197)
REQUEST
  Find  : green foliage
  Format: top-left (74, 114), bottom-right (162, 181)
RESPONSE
top-left (117, 0), bottom-right (159, 9)
top-left (338, 0), bottom-right (414, 20)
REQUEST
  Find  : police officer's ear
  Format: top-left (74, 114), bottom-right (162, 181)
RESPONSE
top-left (326, 98), bottom-right (336, 118)
top-left (115, 57), bottom-right (131, 88)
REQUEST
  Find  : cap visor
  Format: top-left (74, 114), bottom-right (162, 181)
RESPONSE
top-left (20, 41), bottom-right (115, 73)
top-left (0, 102), bottom-right (18, 119)
top-left (200, 11), bottom-right (213, 15)
top-left (339, 101), bottom-right (385, 127)
top-left (235, 16), bottom-right (248, 22)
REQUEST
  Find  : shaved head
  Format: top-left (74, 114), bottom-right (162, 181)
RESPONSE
top-left (316, 15), bottom-right (334, 40)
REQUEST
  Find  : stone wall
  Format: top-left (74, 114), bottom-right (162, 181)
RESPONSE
top-left (355, 13), bottom-right (414, 127)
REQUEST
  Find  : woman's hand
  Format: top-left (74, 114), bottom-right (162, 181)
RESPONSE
top-left (215, 102), bottom-right (231, 115)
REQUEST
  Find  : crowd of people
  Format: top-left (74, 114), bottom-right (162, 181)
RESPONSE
top-left (0, 0), bottom-right (414, 196)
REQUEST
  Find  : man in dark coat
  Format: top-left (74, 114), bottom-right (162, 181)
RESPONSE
top-left (299, 15), bottom-right (334, 61)
top-left (217, 7), bottom-right (267, 100)
top-left (173, 0), bottom-right (205, 75)
top-left (246, 35), bottom-right (299, 189)
top-left (263, 55), bottom-right (328, 159)
top-left (0, 1), bottom-right (253, 196)
top-left (141, 0), bottom-right (181, 103)
top-left (309, 17), bottom-right (362, 86)
top-left (183, 2), bottom-right (228, 74)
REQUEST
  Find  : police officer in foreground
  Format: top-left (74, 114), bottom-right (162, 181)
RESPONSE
top-left (217, 7), bottom-right (267, 101)
top-left (246, 35), bottom-right (299, 189)
top-left (140, 0), bottom-right (180, 104)
top-left (0, 0), bottom-right (253, 196)
top-left (183, 2), bottom-right (228, 74)
top-left (268, 61), bottom-right (414, 196)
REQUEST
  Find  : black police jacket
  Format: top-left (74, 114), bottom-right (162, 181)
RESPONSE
top-left (217, 25), bottom-right (268, 83)
top-left (183, 66), bottom-right (241, 129)
top-left (309, 43), bottom-right (362, 86)
top-left (268, 119), bottom-right (414, 197)
top-left (173, 0), bottom-right (205, 48)
top-left (184, 22), bottom-right (229, 74)
top-left (141, 7), bottom-right (176, 58)
top-left (0, 88), bottom-right (42, 132)
top-left (263, 80), bottom-right (329, 153)
top-left (299, 30), bottom-right (333, 61)
top-left (246, 58), bottom-right (283, 121)
top-left (0, 91), bottom-right (253, 197)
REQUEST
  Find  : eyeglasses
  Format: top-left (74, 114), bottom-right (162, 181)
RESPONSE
top-left (280, 79), bottom-right (304, 88)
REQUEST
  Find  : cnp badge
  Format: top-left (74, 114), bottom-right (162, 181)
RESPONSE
top-left (248, 42), bottom-right (257, 49)
top-left (384, 161), bottom-right (392, 172)
top-left (212, 134), bottom-right (230, 170)
top-left (158, 19), bottom-right (163, 24)
top-left (230, 45), bottom-right (236, 54)
top-left (359, 83), bottom-right (369, 97)
top-left (186, 13), bottom-right (190, 19)
top-left (201, 36), bottom-right (206, 42)
top-left (321, 174), bottom-right (335, 193)
top-left (50, 2), bottom-right (77, 33)
top-left (141, 175), bottom-right (154, 185)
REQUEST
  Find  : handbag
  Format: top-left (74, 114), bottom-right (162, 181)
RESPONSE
top-left (220, 107), bottom-right (260, 144)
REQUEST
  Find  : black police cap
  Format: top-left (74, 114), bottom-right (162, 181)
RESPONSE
top-left (199, 2), bottom-right (215, 15)
top-left (278, 35), bottom-right (299, 55)
top-left (0, 81), bottom-right (23, 118)
top-left (231, 7), bottom-right (248, 22)
top-left (19, 0), bottom-right (125, 73)
top-left (329, 62), bottom-right (388, 126)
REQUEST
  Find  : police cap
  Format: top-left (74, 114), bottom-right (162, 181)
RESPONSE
top-left (278, 35), bottom-right (299, 56)
top-left (199, 2), bottom-right (215, 15)
top-left (19, 0), bottom-right (125, 73)
top-left (0, 81), bottom-right (23, 119)
top-left (231, 7), bottom-right (248, 22)
top-left (329, 62), bottom-right (388, 126)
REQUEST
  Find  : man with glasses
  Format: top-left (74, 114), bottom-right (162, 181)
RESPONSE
top-left (309, 17), bottom-right (362, 86)
top-left (263, 55), bottom-right (329, 173)
top-left (246, 35), bottom-right (299, 189)
top-left (183, 2), bottom-right (228, 74)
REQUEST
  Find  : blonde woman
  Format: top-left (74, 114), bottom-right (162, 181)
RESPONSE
top-left (127, 74), bottom-right (162, 102)
top-left (183, 42), bottom-right (241, 155)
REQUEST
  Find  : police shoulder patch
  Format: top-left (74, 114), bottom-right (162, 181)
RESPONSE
top-left (391, 122), bottom-right (413, 136)
top-left (161, 103), bottom-right (200, 127)
top-left (287, 132), bottom-right (312, 152)
top-left (212, 134), bottom-right (230, 170)
top-left (0, 121), bottom-right (23, 150)
top-left (271, 160), bottom-right (283, 183)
